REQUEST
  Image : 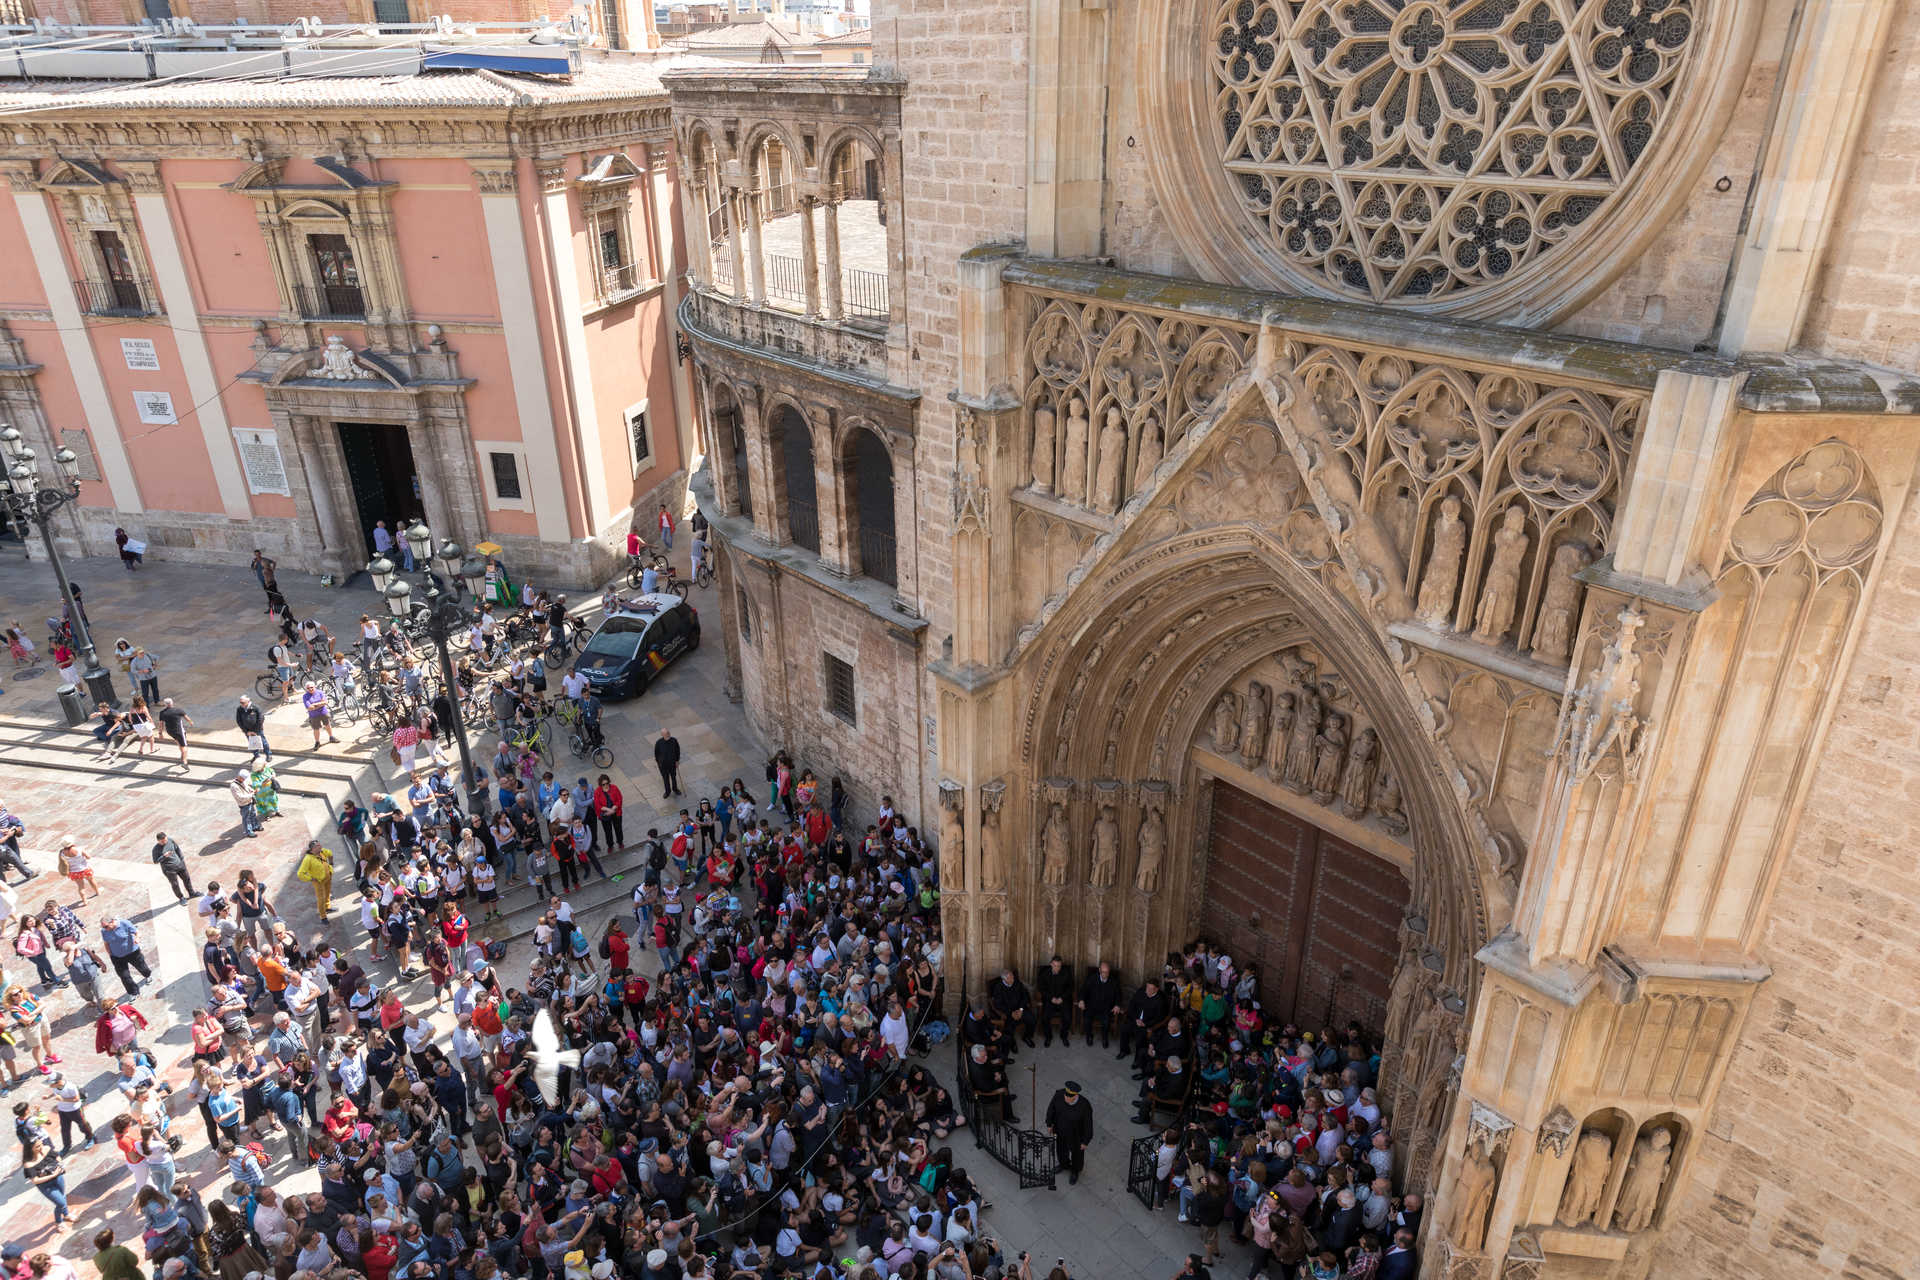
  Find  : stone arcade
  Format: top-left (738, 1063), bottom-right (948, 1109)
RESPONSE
top-left (672, 2), bottom-right (1920, 1276)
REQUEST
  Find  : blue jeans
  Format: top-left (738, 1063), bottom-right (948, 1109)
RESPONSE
top-left (496, 848), bottom-right (517, 883)
top-left (239, 803), bottom-right (261, 835)
top-left (36, 1174), bottom-right (67, 1223)
top-left (661, 528), bottom-right (673, 550)
top-left (136, 676), bottom-right (159, 703)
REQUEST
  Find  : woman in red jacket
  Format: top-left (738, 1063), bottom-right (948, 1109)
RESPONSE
top-left (93, 999), bottom-right (148, 1056)
top-left (592, 775), bottom-right (624, 852)
top-left (601, 919), bottom-right (631, 976)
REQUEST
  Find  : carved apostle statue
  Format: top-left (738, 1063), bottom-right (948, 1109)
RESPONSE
top-left (1373, 769), bottom-right (1409, 835)
top-left (1239, 682), bottom-right (1271, 769)
top-left (979, 788), bottom-right (1006, 889)
top-left (1282, 677), bottom-right (1321, 793)
top-left (1088, 803), bottom-right (1119, 887)
top-left (1029, 403), bottom-right (1057, 495)
top-left (1040, 801), bottom-right (1072, 887)
top-left (1473, 505), bottom-right (1532, 645)
top-left (1339, 726), bottom-right (1379, 819)
top-left (1415, 496), bottom-right (1466, 628)
top-left (1059, 396), bottom-right (1090, 504)
top-left (1133, 411), bottom-right (1164, 492)
top-left (1210, 691), bottom-right (1240, 755)
top-left (1446, 1145), bottom-right (1498, 1252)
top-left (938, 790), bottom-right (964, 888)
top-left (1135, 801), bottom-right (1166, 894)
top-left (1557, 1128), bottom-right (1615, 1227)
top-left (1530, 539), bottom-right (1591, 663)
top-left (1310, 709), bottom-right (1348, 805)
top-left (1612, 1128), bottom-right (1673, 1232)
top-left (1093, 407), bottom-right (1128, 515)
top-left (1266, 689), bottom-right (1296, 777)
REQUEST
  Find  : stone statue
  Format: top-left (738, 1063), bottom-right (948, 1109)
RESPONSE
top-left (1060, 396), bottom-right (1090, 504)
top-left (979, 785), bottom-right (1006, 890)
top-left (1282, 676), bottom-right (1321, 793)
top-left (1473, 506), bottom-right (1532, 645)
top-left (1266, 690), bottom-right (1295, 776)
top-left (1447, 1146), bottom-right (1498, 1252)
top-left (1088, 803), bottom-right (1119, 887)
top-left (1135, 800), bottom-right (1166, 893)
top-left (1133, 411), bottom-right (1164, 491)
top-left (319, 334), bottom-right (359, 381)
top-left (1310, 709), bottom-right (1348, 805)
top-left (1340, 726), bottom-right (1379, 819)
top-left (1415, 496), bottom-right (1466, 628)
top-left (1612, 1128), bottom-right (1673, 1232)
top-left (1029, 403), bottom-right (1057, 495)
top-left (1040, 801), bottom-right (1071, 887)
top-left (1210, 691), bottom-right (1240, 755)
top-left (1239, 682), bottom-right (1271, 770)
top-left (1093, 407), bottom-right (1128, 514)
top-left (1530, 540), bottom-right (1591, 663)
top-left (938, 788), bottom-right (964, 888)
top-left (1557, 1128), bottom-right (1615, 1227)
top-left (1374, 769), bottom-right (1409, 835)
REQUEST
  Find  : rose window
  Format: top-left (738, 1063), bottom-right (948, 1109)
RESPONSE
top-left (1195, 0), bottom-right (1732, 313)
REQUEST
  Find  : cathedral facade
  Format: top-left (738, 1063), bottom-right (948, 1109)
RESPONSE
top-left (671, 3), bottom-right (1920, 1276)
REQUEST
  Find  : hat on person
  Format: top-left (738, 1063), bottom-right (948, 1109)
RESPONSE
top-left (1, 1245), bottom-right (23, 1261)
top-left (645, 1251), bottom-right (668, 1271)
top-left (562, 1253), bottom-right (586, 1269)
top-left (1062, 1080), bottom-right (1082, 1096)
top-left (591, 1263), bottom-right (615, 1279)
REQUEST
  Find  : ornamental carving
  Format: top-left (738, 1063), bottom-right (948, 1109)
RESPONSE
top-left (1146, 0), bottom-right (1760, 320)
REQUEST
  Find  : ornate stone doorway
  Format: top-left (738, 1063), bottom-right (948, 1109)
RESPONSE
top-left (1201, 780), bottom-right (1405, 1036)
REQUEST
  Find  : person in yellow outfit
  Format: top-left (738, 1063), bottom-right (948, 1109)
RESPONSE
top-left (295, 841), bottom-right (334, 917)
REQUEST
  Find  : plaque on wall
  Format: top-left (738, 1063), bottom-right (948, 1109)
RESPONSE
top-left (121, 339), bottom-right (160, 371)
top-left (131, 390), bottom-right (176, 424)
top-left (233, 428), bottom-right (290, 497)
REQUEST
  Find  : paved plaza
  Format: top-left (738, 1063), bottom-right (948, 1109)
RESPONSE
top-left (0, 548), bottom-right (1245, 1280)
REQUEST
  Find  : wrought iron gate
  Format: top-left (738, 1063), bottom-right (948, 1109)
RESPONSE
top-left (954, 1001), bottom-right (1059, 1190)
top-left (1127, 1133), bottom-right (1161, 1208)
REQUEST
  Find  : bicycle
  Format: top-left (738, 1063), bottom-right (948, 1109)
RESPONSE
top-left (693, 558), bottom-right (715, 589)
top-left (256, 669), bottom-right (293, 701)
top-left (625, 550), bottom-right (670, 591)
top-left (506, 718), bottom-right (551, 762)
top-left (656, 565), bottom-right (691, 600)
top-left (569, 725), bottom-right (613, 769)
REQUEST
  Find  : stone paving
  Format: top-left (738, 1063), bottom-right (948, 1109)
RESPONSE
top-left (0, 550), bottom-right (1241, 1280)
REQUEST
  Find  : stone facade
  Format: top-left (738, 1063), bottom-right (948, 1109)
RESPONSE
top-left (669, 2), bottom-right (1920, 1276)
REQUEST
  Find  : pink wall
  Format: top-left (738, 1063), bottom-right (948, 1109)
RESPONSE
top-left (390, 158), bottom-right (502, 323)
top-left (167, 159), bottom-right (278, 316)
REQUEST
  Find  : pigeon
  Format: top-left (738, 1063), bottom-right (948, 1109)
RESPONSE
top-left (529, 1008), bottom-right (580, 1107)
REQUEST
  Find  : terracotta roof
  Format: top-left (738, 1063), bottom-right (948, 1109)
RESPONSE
top-left (671, 19), bottom-right (805, 49)
top-left (813, 28), bottom-right (873, 44)
top-left (0, 49), bottom-right (670, 114)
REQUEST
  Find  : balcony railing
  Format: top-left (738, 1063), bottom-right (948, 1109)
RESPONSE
top-left (858, 524), bottom-right (897, 588)
top-left (786, 497), bottom-right (820, 554)
top-left (844, 266), bottom-right (889, 319)
top-left (293, 282), bottom-right (366, 320)
top-left (72, 277), bottom-right (159, 317)
top-left (598, 262), bottom-right (641, 299)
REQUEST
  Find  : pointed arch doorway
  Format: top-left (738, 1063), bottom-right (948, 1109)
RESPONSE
top-left (1201, 779), bottom-right (1407, 1037)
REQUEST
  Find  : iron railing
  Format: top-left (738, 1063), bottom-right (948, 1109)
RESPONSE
top-left (844, 266), bottom-right (889, 318)
top-left (71, 277), bottom-right (158, 317)
top-left (765, 253), bottom-right (809, 308)
top-left (292, 282), bottom-right (366, 320)
top-left (953, 999), bottom-right (1059, 1190)
top-left (1127, 1133), bottom-right (1162, 1209)
top-left (707, 253), bottom-right (889, 323)
top-left (598, 262), bottom-right (641, 299)
top-left (785, 497), bottom-right (820, 554)
top-left (857, 525), bottom-right (896, 588)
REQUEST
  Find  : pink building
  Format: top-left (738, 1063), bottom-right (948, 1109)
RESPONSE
top-left (0, 26), bottom-right (695, 586)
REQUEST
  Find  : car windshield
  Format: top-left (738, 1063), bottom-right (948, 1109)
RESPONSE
top-left (581, 630), bottom-right (640, 658)
top-left (598, 614), bottom-right (655, 635)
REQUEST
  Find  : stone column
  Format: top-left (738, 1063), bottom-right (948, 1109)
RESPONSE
top-left (734, 386), bottom-right (775, 541)
top-left (811, 408), bottom-right (853, 576)
top-left (797, 195), bottom-right (823, 319)
top-left (743, 187), bottom-right (767, 307)
top-left (726, 185), bottom-right (747, 299)
top-left (821, 193), bottom-right (844, 324)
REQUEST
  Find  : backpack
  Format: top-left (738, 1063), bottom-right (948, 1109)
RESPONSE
top-left (646, 840), bottom-right (667, 871)
top-left (483, 938), bottom-right (508, 963)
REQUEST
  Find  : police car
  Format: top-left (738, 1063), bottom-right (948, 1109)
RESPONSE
top-left (570, 592), bottom-right (700, 699)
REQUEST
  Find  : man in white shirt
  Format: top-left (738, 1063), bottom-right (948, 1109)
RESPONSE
top-left (547, 788), bottom-right (575, 829)
top-left (562, 669), bottom-right (589, 703)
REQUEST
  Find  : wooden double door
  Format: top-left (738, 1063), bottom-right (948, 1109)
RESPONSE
top-left (1200, 782), bottom-right (1405, 1037)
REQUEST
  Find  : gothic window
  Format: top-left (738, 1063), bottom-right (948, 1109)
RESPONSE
top-left (1145, 0), bottom-right (1755, 320)
top-left (823, 653), bottom-right (857, 725)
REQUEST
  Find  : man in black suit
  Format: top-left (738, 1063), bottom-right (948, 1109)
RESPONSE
top-left (1036, 956), bottom-right (1074, 1046)
top-left (1118, 977), bottom-right (1170, 1068)
top-left (1077, 960), bottom-right (1123, 1048)
top-left (654, 728), bottom-right (682, 797)
top-left (1043, 1080), bottom-right (1094, 1185)
top-left (1377, 1228), bottom-right (1419, 1280)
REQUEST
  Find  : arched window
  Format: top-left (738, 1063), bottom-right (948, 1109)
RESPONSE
top-left (847, 427), bottom-right (896, 588)
top-left (775, 407), bottom-right (819, 554)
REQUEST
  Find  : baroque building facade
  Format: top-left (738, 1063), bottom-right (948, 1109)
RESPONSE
top-left (674, 1), bottom-right (1920, 1277)
top-left (0, 29), bottom-right (694, 585)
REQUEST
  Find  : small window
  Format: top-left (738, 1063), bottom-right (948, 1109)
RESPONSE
top-left (489, 452), bottom-right (523, 501)
top-left (626, 402), bottom-right (652, 476)
top-left (851, 52), bottom-right (866, 64)
top-left (738, 588), bottom-right (753, 642)
top-left (824, 653), bottom-right (856, 726)
top-left (599, 222), bottom-right (625, 271)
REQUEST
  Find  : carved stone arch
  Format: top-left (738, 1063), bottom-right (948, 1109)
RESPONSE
top-left (816, 123), bottom-right (887, 184)
top-left (739, 120), bottom-right (804, 176)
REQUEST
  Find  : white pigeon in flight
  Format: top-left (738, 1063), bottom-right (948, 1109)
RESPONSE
top-left (529, 1008), bottom-right (579, 1108)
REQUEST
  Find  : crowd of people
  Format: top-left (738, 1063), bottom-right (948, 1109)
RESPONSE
top-left (961, 949), bottom-right (1422, 1280)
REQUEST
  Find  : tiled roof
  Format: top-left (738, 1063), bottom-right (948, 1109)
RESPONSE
top-left (0, 50), bottom-right (669, 113)
top-left (672, 19), bottom-right (802, 49)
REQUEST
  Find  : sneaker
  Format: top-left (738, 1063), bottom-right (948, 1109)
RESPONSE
top-left (45, 1054), bottom-right (61, 1065)
top-left (38, 1064), bottom-right (50, 1074)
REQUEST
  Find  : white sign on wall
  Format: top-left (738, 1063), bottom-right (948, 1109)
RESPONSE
top-left (121, 338), bottom-right (160, 371)
top-left (233, 428), bottom-right (290, 497)
top-left (131, 390), bottom-right (176, 424)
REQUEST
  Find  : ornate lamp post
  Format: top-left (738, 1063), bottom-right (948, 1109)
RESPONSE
top-left (376, 536), bottom-right (483, 812)
top-left (0, 426), bottom-right (115, 705)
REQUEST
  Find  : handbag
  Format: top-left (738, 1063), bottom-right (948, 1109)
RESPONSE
top-left (246, 733), bottom-right (265, 753)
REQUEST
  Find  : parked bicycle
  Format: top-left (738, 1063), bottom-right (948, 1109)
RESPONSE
top-left (569, 725), bottom-right (613, 769)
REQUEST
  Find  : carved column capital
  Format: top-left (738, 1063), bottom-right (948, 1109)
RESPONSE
top-left (535, 160), bottom-right (569, 193)
top-left (470, 162), bottom-right (518, 195)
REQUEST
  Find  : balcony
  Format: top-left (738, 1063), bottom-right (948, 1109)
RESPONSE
top-left (293, 282), bottom-right (366, 321)
top-left (72, 277), bottom-right (159, 318)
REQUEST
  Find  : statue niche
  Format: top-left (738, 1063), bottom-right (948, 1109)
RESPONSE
top-left (1613, 1127), bottom-right (1675, 1232)
top-left (1310, 709), bottom-right (1348, 806)
top-left (1029, 402), bottom-right (1057, 495)
top-left (1557, 1127), bottom-right (1615, 1227)
top-left (1239, 681), bottom-right (1271, 770)
top-left (1060, 396), bottom-right (1090, 505)
top-left (1040, 800), bottom-right (1072, 887)
top-left (1210, 690), bottom-right (1241, 755)
top-left (1088, 802), bottom-right (1119, 887)
top-left (1281, 674), bottom-right (1321, 793)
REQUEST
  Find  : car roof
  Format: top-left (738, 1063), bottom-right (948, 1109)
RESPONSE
top-left (605, 592), bottom-right (684, 620)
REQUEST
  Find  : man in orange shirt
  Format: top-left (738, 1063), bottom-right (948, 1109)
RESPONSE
top-left (254, 947), bottom-right (290, 1013)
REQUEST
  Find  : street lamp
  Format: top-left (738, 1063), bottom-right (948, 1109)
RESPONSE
top-left (367, 554), bottom-right (396, 594)
top-left (387, 577), bottom-right (482, 812)
top-left (0, 425), bottom-right (116, 706)
top-left (404, 520), bottom-right (432, 573)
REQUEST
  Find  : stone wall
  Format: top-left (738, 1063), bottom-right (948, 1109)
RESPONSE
top-left (1649, 465), bottom-right (1920, 1280)
top-left (1798, 0), bottom-right (1920, 369)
